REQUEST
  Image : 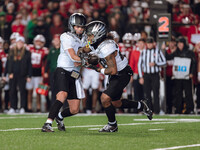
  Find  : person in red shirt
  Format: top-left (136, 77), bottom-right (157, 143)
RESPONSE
top-left (11, 13), bottom-right (26, 36)
top-left (129, 38), bottom-right (146, 103)
top-left (26, 34), bottom-right (49, 112)
top-left (175, 4), bottom-right (199, 36)
top-left (187, 21), bottom-right (200, 48)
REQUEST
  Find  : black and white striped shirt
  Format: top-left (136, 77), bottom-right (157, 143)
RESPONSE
top-left (138, 48), bottom-right (166, 78)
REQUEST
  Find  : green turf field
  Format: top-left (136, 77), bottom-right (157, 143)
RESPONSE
top-left (0, 114), bottom-right (200, 150)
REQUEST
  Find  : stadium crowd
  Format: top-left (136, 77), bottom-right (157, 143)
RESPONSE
top-left (0, 0), bottom-right (200, 115)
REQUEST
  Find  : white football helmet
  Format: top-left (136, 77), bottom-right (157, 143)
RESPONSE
top-left (109, 31), bottom-right (120, 43)
top-left (10, 32), bottom-right (20, 40)
top-left (122, 33), bottom-right (133, 47)
top-left (33, 34), bottom-right (46, 49)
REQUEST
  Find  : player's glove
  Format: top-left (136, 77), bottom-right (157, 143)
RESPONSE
top-left (78, 52), bottom-right (89, 66)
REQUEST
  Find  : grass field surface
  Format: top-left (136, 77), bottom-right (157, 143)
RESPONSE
top-left (0, 113), bottom-right (200, 150)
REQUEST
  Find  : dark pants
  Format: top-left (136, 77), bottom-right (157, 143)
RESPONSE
top-left (196, 83), bottom-right (200, 109)
top-left (166, 76), bottom-right (174, 114)
top-left (143, 73), bottom-right (160, 114)
top-left (173, 79), bottom-right (194, 114)
top-left (9, 75), bottom-right (27, 109)
top-left (133, 76), bottom-right (144, 101)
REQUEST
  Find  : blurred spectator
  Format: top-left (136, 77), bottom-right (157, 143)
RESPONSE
top-left (92, 9), bottom-right (100, 21)
top-left (175, 3), bottom-right (198, 36)
top-left (44, 34), bottom-right (60, 106)
top-left (19, 7), bottom-right (30, 26)
top-left (162, 37), bottom-right (177, 114)
top-left (11, 13), bottom-right (26, 36)
top-left (0, 11), bottom-right (11, 41)
top-left (82, 1), bottom-right (93, 23)
top-left (166, 36), bottom-right (196, 114)
top-left (7, 36), bottom-right (32, 114)
top-left (0, 37), bottom-right (9, 113)
top-left (141, 1), bottom-right (150, 22)
top-left (140, 30), bottom-right (148, 41)
top-left (58, 1), bottom-right (68, 20)
top-left (106, 0), bottom-right (121, 14)
top-left (193, 0), bottom-right (200, 17)
top-left (138, 37), bottom-right (166, 114)
top-left (125, 15), bottom-right (144, 34)
top-left (108, 15), bottom-right (123, 38)
top-left (26, 35), bottom-right (48, 112)
top-left (50, 13), bottom-right (65, 41)
top-left (10, 32), bottom-right (20, 45)
top-left (120, 0), bottom-right (129, 25)
top-left (96, 0), bottom-right (108, 24)
top-left (187, 20), bottom-right (200, 48)
top-left (129, 38), bottom-right (145, 102)
top-left (33, 16), bottom-right (50, 47)
top-left (25, 10), bottom-right (38, 44)
top-left (5, 2), bottom-right (15, 24)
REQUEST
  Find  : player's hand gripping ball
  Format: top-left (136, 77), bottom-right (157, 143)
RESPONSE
top-left (88, 54), bottom-right (99, 65)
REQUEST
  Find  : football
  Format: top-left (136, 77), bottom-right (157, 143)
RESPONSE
top-left (88, 54), bottom-right (99, 65)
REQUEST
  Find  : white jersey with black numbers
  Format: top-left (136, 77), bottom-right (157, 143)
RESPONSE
top-left (57, 32), bottom-right (87, 72)
top-left (89, 39), bottom-right (128, 71)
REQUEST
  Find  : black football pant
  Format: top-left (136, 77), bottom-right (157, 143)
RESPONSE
top-left (143, 73), bottom-right (160, 114)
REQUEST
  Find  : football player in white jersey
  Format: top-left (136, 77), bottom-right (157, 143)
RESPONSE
top-left (79, 21), bottom-right (153, 132)
top-left (42, 13), bottom-right (87, 132)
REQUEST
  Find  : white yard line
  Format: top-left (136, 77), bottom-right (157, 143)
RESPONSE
top-left (134, 119), bottom-right (200, 122)
top-left (148, 129), bottom-right (164, 131)
top-left (152, 144), bottom-right (200, 150)
top-left (0, 121), bottom-right (177, 132)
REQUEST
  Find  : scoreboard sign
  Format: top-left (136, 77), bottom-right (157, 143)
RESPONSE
top-left (157, 14), bottom-right (171, 42)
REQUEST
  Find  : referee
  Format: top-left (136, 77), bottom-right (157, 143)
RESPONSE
top-left (138, 37), bottom-right (166, 114)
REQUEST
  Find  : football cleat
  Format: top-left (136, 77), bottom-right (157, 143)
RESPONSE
top-left (41, 123), bottom-right (54, 132)
top-left (55, 117), bottom-right (66, 131)
top-left (99, 124), bottom-right (118, 132)
top-left (140, 99), bottom-right (153, 120)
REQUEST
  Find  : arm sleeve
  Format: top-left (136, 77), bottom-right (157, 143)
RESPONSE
top-left (138, 52), bottom-right (143, 78)
top-left (129, 52), bottom-right (135, 73)
top-left (155, 50), bottom-right (166, 66)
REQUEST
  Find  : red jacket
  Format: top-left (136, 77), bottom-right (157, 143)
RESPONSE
top-left (129, 48), bottom-right (141, 74)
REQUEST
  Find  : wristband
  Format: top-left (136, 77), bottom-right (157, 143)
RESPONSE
top-left (198, 72), bottom-right (200, 76)
top-left (100, 68), bottom-right (106, 74)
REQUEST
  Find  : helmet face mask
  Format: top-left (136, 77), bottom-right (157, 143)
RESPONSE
top-left (86, 21), bottom-right (107, 45)
top-left (68, 13), bottom-right (86, 35)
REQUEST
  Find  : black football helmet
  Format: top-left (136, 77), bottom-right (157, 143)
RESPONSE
top-left (68, 13), bottom-right (86, 33)
top-left (86, 21), bottom-right (107, 46)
